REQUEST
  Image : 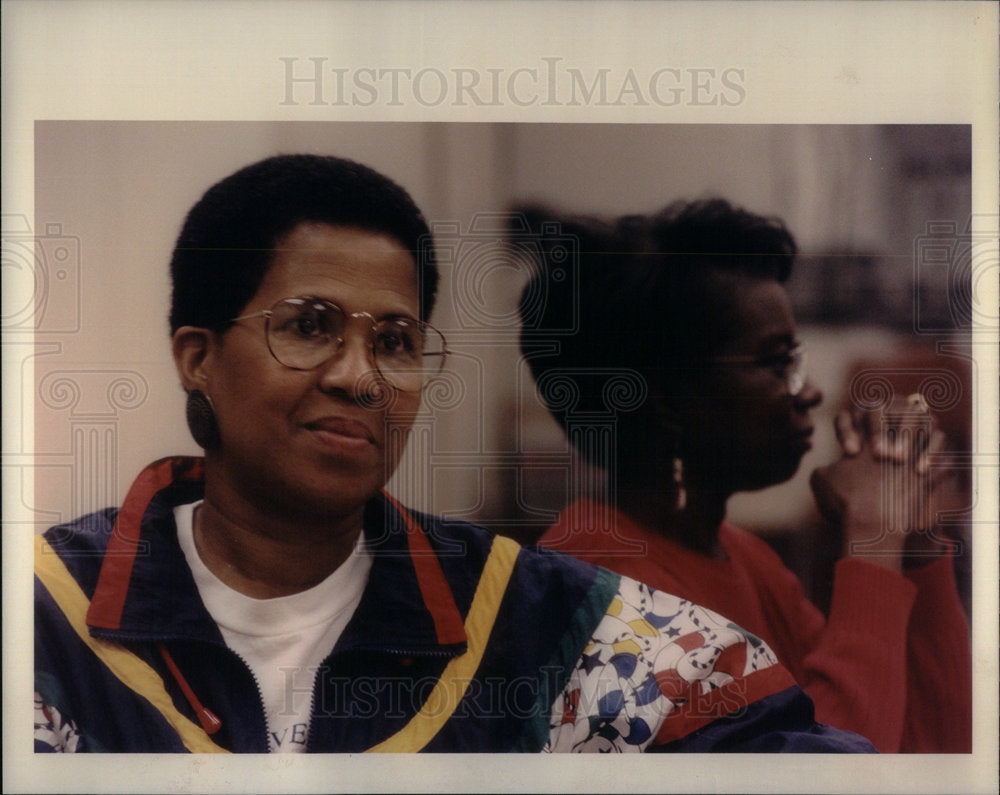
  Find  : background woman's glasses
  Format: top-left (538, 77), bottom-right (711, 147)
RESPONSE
top-left (707, 343), bottom-right (807, 396)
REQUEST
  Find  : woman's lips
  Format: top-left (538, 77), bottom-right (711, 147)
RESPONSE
top-left (303, 416), bottom-right (377, 451)
top-left (792, 427), bottom-right (814, 452)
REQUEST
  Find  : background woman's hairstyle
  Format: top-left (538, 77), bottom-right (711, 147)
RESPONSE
top-left (169, 154), bottom-right (439, 333)
top-left (517, 197), bottom-right (797, 466)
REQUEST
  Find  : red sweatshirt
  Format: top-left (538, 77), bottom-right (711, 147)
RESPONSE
top-left (539, 499), bottom-right (972, 753)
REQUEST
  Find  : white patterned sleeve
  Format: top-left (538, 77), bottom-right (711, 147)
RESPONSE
top-left (544, 577), bottom-right (782, 752)
top-left (34, 691), bottom-right (82, 752)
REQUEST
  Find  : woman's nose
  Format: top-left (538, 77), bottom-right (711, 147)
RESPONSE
top-left (794, 376), bottom-right (823, 410)
top-left (315, 335), bottom-right (383, 399)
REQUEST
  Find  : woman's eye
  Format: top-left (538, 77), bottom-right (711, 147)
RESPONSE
top-left (379, 333), bottom-right (401, 352)
top-left (377, 331), bottom-right (405, 353)
top-left (376, 325), bottom-right (418, 358)
top-left (286, 313), bottom-right (323, 338)
top-left (762, 352), bottom-right (794, 374)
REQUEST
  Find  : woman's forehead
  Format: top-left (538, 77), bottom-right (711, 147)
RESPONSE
top-left (259, 222), bottom-right (419, 309)
top-left (709, 276), bottom-right (796, 350)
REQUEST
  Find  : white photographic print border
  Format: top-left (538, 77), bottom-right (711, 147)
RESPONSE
top-left (3, 2), bottom-right (997, 793)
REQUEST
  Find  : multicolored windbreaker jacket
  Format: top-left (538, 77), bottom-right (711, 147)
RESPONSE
top-left (35, 457), bottom-right (874, 753)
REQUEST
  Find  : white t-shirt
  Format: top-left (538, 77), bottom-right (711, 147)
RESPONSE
top-left (174, 501), bottom-right (371, 752)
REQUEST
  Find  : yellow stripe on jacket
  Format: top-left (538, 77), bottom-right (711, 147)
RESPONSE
top-left (366, 534), bottom-right (521, 752)
top-left (34, 534), bottom-right (229, 754)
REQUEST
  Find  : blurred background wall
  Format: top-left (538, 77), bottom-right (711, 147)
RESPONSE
top-left (17, 122), bottom-right (972, 607)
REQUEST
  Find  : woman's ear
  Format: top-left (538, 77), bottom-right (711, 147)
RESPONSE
top-left (172, 326), bottom-right (214, 391)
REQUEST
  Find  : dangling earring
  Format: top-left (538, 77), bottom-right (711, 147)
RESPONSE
top-left (186, 389), bottom-right (221, 450)
top-left (672, 457), bottom-right (687, 512)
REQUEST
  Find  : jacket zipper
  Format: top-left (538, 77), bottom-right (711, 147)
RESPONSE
top-left (226, 646), bottom-right (272, 752)
top-left (156, 638), bottom-right (270, 752)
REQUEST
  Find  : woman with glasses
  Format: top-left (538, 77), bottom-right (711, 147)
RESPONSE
top-left (521, 198), bottom-right (970, 753)
top-left (34, 156), bottom-right (875, 754)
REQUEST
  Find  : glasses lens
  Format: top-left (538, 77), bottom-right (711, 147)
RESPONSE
top-left (373, 318), bottom-right (446, 391)
top-left (267, 298), bottom-right (344, 369)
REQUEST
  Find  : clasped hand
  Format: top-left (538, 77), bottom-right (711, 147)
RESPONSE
top-left (810, 396), bottom-right (950, 571)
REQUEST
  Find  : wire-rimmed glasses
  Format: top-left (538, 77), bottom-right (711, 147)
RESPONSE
top-left (707, 342), bottom-right (807, 396)
top-left (231, 297), bottom-right (448, 393)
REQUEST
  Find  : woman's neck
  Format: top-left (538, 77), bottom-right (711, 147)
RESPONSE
top-left (195, 479), bottom-right (365, 599)
top-left (616, 474), bottom-right (730, 559)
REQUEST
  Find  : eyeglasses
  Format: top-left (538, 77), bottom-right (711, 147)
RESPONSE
top-left (231, 297), bottom-right (449, 392)
top-left (706, 342), bottom-right (807, 396)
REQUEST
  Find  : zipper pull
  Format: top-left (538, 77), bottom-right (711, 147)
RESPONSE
top-left (159, 643), bottom-right (223, 735)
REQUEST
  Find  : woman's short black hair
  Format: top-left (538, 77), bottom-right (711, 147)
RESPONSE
top-left (169, 154), bottom-right (438, 333)
top-left (517, 198), bottom-right (796, 467)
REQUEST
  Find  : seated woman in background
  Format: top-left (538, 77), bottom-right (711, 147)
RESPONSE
top-left (519, 199), bottom-right (971, 753)
top-left (34, 156), bottom-right (875, 754)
